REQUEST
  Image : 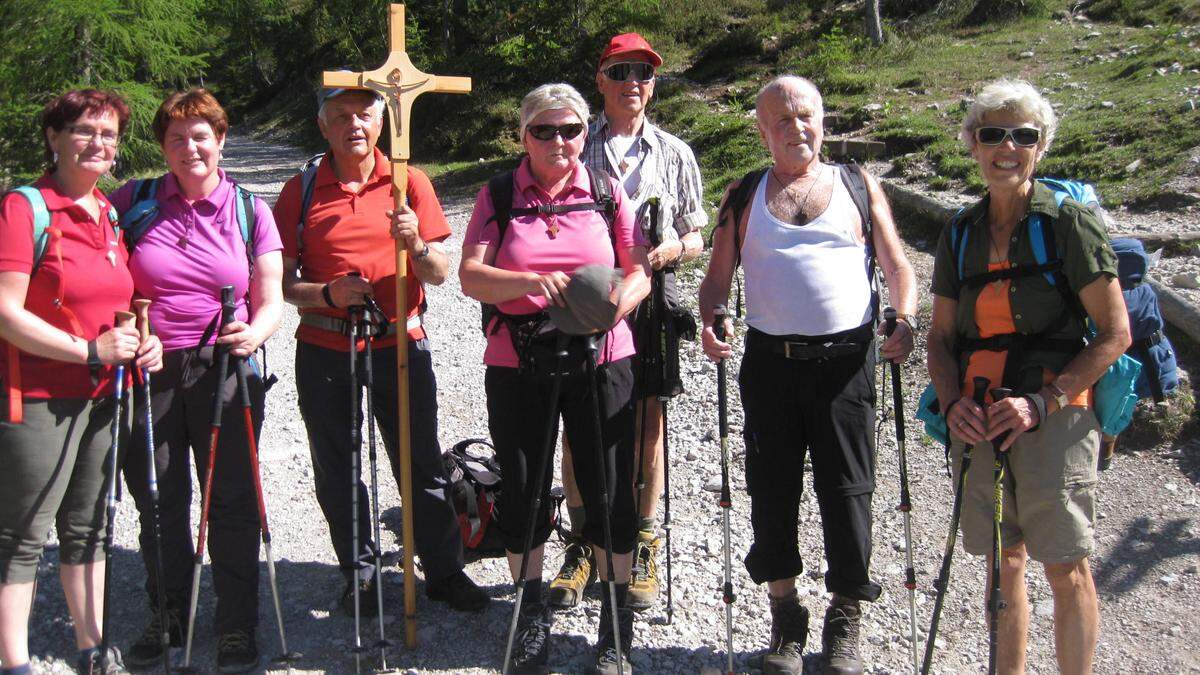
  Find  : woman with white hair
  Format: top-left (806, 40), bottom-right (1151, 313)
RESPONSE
top-left (460, 82), bottom-right (650, 674)
top-left (926, 78), bottom-right (1129, 674)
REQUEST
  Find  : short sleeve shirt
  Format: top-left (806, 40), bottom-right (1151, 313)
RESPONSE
top-left (930, 181), bottom-right (1117, 388)
top-left (274, 148), bottom-right (451, 351)
top-left (109, 170), bottom-right (283, 352)
top-left (463, 158), bottom-right (645, 368)
top-left (0, 174), bottom-right (134, 399)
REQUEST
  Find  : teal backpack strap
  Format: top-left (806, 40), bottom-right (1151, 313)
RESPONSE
top-left (1027, 213), bottom-right (1057, 286)
top-left (233, 183), bottom-right (258, 277)
top-left (11, 187), bottom-right (51, 271)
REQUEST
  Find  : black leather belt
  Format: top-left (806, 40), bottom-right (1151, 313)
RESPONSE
top-left (748, 325), bottom-right (872, 361)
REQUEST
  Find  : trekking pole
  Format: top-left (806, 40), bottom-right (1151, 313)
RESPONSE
top-left (502, 334), bottom-right (571, 675)
top-left (649, 197), bottom-right (677, 625)
top-left (920, 375), bottom-right (989, 675)
top-left (585, 334), bottom-right (626, 675)
top-left (713, 305), bottom-right (735, 675)
top-left (234, 356), bottom-right (301, 669)
top-left (986, 387), bottom-right (1014, 675)
top-left (362, 296), bottom-right (393, 667)
top-left (347, 302), bottom-right (365, 675)
top-left (180, 286), bottom-right (238, 673)
top-left (883, 308), bottom-right (919, 674)
top-left (631, 198), bottom-right (661, 549)
top-left (98, 309), bottom-right (135, 673)
top-left (132, 299), bottom-right (172, 675)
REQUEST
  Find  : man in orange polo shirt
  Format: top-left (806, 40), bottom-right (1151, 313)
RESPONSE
top-left (274, 86), bottom-right (488, 615)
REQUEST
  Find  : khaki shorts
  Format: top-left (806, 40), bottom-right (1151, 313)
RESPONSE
top-left (949, 406), bottom-right (1099, 564)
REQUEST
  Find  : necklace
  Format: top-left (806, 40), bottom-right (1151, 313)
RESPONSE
top-left (770, 166), bottom-right (826, 224)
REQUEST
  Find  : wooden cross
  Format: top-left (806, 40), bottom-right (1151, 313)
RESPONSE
top-left (321, 4), bottom-right (470, 653)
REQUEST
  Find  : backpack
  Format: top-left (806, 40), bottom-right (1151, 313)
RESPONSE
top-left (1111, 237), bottom-right (1177, 402)
top-left (714, 162), bottom-right (878, 321)
top-left (479, 165), bottom-right (617, 334)
top-left (442, 439), bottom-right (506, 558)
top-left (3, 186), bottom-right (119, 423)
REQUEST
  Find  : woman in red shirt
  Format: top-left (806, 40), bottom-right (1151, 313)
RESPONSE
top-left (0, 90), bottom-right (162, 675)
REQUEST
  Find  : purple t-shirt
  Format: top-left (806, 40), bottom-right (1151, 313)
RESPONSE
top-left (109, 170), bottom-right (283, 351)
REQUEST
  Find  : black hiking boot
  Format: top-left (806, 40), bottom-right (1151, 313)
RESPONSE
top-left (76, 647), bottom-right (126, 675)
top-left (216, 628), bottom-right (259, 673)
top-left (510, 602), bottom-right (553, 674)
top-left (125, 601), bottom-right (184, 667)
top-left (427, 569), bottom-right (491, 611)
top-left (821, 596), bottom-right (863, 675)
top-left (340, 574), bottom-right (380, 618)
top-left (763, 592), bottom-right (809, 674)
top-left (592, 601), bottom-right (634, 674)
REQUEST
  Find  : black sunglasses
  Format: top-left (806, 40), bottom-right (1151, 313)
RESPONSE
top-left (975, 126), bottom-right (1041, 147)
top-left (603, 62), bottom-right (655, 83)
top-left (526, 123), bottom-right (585, 141)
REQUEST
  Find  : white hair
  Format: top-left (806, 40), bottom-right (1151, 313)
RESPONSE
top-left (318, 91), bottom-right (386, 122)
top-left (519, 83), bottom-right (589, 140)
top-left (960, 78), bottom-right (1057, 152)
top-left (755, 75), bottom-right (823, 123)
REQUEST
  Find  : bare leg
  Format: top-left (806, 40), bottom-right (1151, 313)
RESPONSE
top-left (561, 438), bottom-right (584, 510)
top-left (506, 545), bottom-right (546, 583)
top-left (634, 397), bottom-right (664, 523)
top-left (1044, 557), bottom-right (1099, 675)
top-left (767, 577), bottom-right (797, 599)
top-left (59, 561), bottom-right (104, 650)
top-left (989, 544), bottom-right (1030, 675)
top-left (591, 550), bottom-right (633, 584)
top-left (0, 581), bottom-right (35, 666)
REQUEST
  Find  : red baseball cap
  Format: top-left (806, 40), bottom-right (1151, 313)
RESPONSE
top-left (598, 33), bottom-right (663, 68)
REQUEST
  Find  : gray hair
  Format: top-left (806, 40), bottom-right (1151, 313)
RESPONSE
top-left (755, 75), bottom-right (823, 122)
top-left (960, 78), bottom-right (1057, 152)
top-left (519, 83), bottom-right (589, 140)
top-left (318, 91), bottom-right (386, 122)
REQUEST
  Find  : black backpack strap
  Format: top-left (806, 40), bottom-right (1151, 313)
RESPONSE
top-left (714, 167), bottom-right (768, 319)
top-left (234, 183), bottom-right (257, 277)
top-left (120, 176), bottom-right (164, 254)
top-left (294, 153), bottom-right (324, 265)
top-left (838, 162), bottom-right (878, 322)
top-left (481, 171), bottom-right (517, 334)
top-left (586, 165), bottom-right (617, 225)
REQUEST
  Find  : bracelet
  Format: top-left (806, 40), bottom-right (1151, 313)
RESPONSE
top-left (321, 283), bottom-right (337, 308)
top-left (86, 340), bottom-right (102, 369)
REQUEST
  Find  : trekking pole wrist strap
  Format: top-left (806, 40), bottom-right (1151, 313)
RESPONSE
top-left (86, 340), bottom-right (102, 369)
top-left (321, 283), bottom-right (337, 308)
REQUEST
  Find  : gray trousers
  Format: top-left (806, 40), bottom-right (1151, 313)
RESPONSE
top-left (295, 339), bottom-right (464, 583)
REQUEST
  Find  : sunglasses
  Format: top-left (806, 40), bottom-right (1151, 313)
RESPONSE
top-left (526, 123), bottom-right (585, 141)
top-left (975, 126), bottom-right (1041, 147)
top-left (602, 62), bottom-right (655, 83)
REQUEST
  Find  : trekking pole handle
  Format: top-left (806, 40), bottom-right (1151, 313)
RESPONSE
top-left (114, 310), bottom-right (136, 330)
top-left (884, 306), bottom-right (898, 337)
top-left (972, 376), bottom-right (990, 407)
top-left (713, 305), bottom-right (727, 342)
top-left (990, 388), bottom-right (1014, 450)
top-left (132, 299), bottom-right (151, 341)
top-left (219, 285), bottom-right (237, 329)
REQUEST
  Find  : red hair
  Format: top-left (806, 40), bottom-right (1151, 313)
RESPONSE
top-left (41, 89), bottom-right (131, 167)
top-left (152, 88), bottom-right (229, 144)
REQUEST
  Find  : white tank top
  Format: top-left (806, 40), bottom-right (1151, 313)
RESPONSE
top-left (742, 166), bottom-right (873, 336)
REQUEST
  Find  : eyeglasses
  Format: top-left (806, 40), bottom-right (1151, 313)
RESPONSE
top-left (602, 62), bottom-right (655, 83)
top-left (526, 123), bottom-right (585, 141)
top-left (975, 126), bottom-right (1041, 147)
top-left (66, 124), bottom-right (120, 147)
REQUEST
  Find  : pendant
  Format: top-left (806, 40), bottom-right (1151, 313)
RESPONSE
top-left (106, 250), bottom-right (117, 267)
top-left (547, 221), bottom-right (559, 239)
top-left (177, 235), bottom-right (188, 248)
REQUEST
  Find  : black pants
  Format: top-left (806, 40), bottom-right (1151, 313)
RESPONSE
top-left (295, 340), bottom-right (463, 583)
top-left (486, 355), bottom-right (637, 555)
top-left (738, 326), bottom-right (882, 602)
top-left (123, 348), bottom-right (264, 633)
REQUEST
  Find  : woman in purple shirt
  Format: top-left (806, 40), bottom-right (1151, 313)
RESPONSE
top-left (109, 89), bottom-right (283, 673)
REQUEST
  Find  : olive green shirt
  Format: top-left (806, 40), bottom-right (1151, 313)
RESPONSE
top-left (930, 181), bottom-right (1117, 376)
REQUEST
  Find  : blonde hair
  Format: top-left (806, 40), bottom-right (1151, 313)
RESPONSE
top-left (960, 78), bottom-right (1057, 152)
top-left (519, 83), bottom-right (589, 139)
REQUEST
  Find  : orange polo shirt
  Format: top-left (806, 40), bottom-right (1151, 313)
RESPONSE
top-left (274, 148), bottom-right (451, 351)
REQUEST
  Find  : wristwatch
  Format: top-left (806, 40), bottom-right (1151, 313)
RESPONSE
top-left (413, 243), bottom-right (432, 260)
top-left (1045, 383), bottom-right (1069, 411)
top-left (899, 313), bottom-right (921, 333)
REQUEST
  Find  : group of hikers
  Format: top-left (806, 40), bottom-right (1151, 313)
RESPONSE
top-left (0, 28), bottom-right (1158, 675)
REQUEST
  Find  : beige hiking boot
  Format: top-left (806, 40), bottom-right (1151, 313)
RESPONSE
top-left (627, 530), bottom-right (661, 611)
top-left (549, 539), bottom-right (595, 608)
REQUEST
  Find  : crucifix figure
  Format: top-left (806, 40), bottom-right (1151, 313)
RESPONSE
top-left (322, 3), bottom-right (470, 655)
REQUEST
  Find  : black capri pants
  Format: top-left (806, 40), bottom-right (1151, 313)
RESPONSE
top-left (486, 353), bottom-right (637, 556)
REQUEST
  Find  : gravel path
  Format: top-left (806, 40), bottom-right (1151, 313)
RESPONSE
top-left (24, 133), bottom-right (1200, 674)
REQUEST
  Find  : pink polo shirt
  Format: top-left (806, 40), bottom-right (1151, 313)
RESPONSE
top-left (109, 170), bottom-right (283, 351)
top-left (463, 157), bottom-right (645, 368)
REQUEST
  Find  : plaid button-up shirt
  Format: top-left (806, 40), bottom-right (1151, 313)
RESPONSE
top-left (583, 112), bottom-right (707, 245)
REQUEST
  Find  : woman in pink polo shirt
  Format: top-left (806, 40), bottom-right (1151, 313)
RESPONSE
top-left (460, 82), bottom-right (650, 674)
top-left (108, 89), bottom-right (283, 672)
top-left (0, 89), bottom-right (163, 675)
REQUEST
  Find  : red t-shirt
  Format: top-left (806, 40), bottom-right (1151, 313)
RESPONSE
top-left (0, 174), bottom-right (134, 399)
top-left (274, 148), bottom-right (451, 351)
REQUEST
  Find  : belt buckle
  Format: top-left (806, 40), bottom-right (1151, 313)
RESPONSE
top-left (783, 341), bottom-right (805, 360)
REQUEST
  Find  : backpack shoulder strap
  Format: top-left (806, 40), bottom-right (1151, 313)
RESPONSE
top-left (1029, 211), bottom-right (1087, 323)
top-left (233, 182), bottom-right (258, 276)
top-left (716, 167), bottom-right (768, 269)
top-left (118, 177), bottom-right (163, 253)
top-left (837, 162), bottom-right (872, 242)
top-left (10, 187), bottom-right (51, 271)
top-left (486, 170), bottom-right (517, 248)
top-left (950, 208), bottom-right (970, 286)
top-left (295, 153), bottom-right (324, 260)
top-left (586, 165), bottom-right (617, 225)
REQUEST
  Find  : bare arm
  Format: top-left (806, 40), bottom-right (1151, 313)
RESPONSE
top-left (217, 250), bottom-right (284, 357)
top-left (0, 271), bottom-right (141, 365)
top-left (1043, 276), bottom-right (1131, 408)
top-left (615, 245), bottom-right (651, 319)
top-left (459, 242), bottom-right (560, 305)
top-left (281, 256), bottom-right (375, 309)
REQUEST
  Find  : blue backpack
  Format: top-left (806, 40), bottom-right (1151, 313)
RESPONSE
top-left (1111, 237), bottom-right (1177, 402)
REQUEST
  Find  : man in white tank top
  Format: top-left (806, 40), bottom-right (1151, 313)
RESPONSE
top-left (698, 76), bottom-right (918, 675)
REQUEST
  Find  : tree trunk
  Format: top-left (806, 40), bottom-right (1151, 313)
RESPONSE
top-left (864, 0), bottom-right (884, 45)
top-left (76, 23), bottom-right (94, 85)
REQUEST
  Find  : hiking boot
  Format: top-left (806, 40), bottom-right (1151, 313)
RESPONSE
top-left (763, 593), bottom-right (809, 674)
top-left (125, 603), bottom-right (184, 667)
top-left (1099, 434), bottom-right (1117, 471)
top-left (592, 602), bottom-right (634, 675)
top-left (510, 602), bottom-right (553, 674)
top-left (216, 629), bottom-right (259, 673)
top-left (340, 574), bottom-right (380, 618)
top-left (821, 597), bottom-right (863, 675)
top-left (549, 540), bottom-right (595, 608)
top-left (76, 647), bottom-right (126, 675)
top-left (627, 532), bottom-right (660, 612)
top-left (427, 569), bottom-right (491, 612)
